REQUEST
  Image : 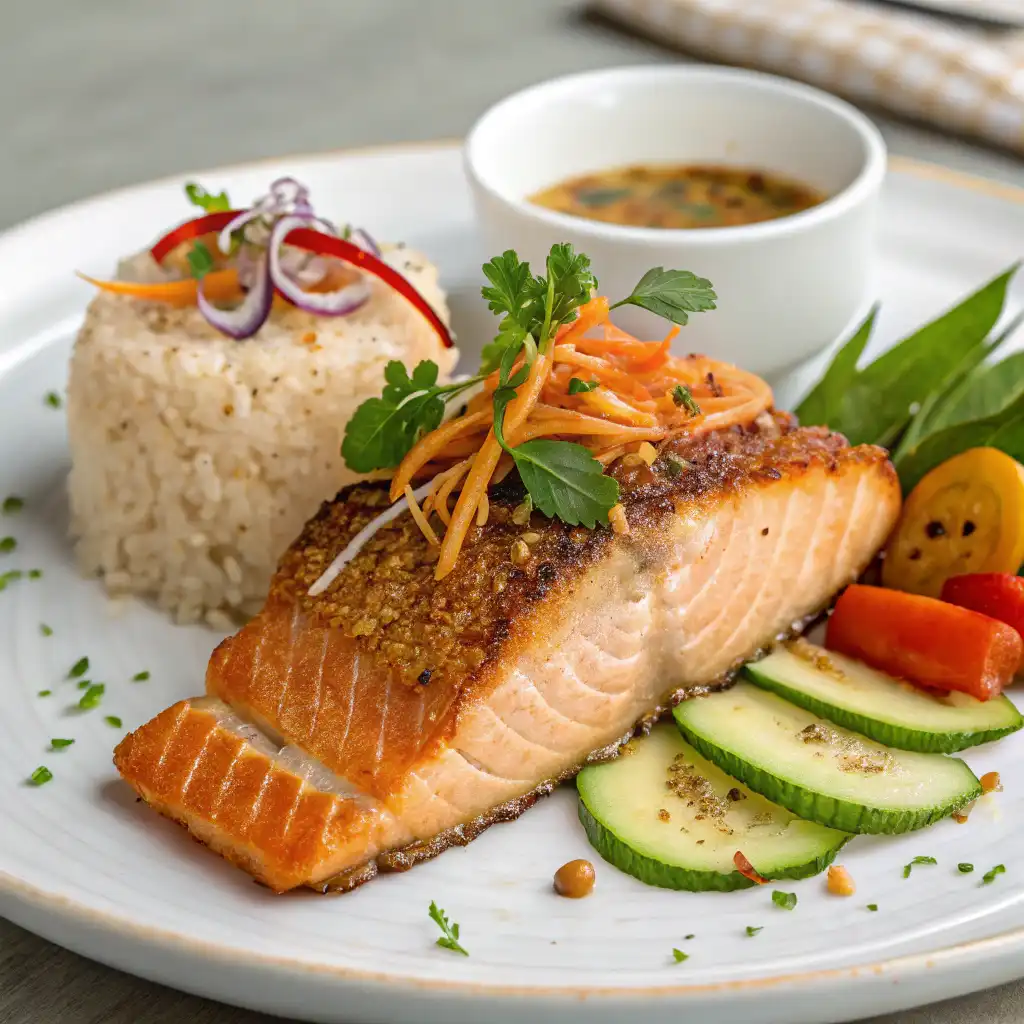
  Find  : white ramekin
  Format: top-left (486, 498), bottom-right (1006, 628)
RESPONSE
top-left (464, 66), bottom-right (887, 376)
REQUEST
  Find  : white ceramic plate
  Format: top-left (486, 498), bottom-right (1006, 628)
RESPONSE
top-left (3, 143), bottom-right (1024, 1024)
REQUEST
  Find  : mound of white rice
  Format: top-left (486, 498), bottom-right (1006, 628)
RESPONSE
top-left (67, 245), bottom-right (456, 627)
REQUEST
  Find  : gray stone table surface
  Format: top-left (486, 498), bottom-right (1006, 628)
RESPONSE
top-left (2, 1), bottom-right (1024, 1022)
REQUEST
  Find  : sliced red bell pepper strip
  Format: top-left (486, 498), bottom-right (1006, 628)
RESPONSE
top-left (826, 584), bottom-right (1022, 701)
top-left (941, 574), bottom-right (1024, 643)
top-left (150, 211), bottom-right (241, 264)
top-left (285, 227), bottom-right (454, 348)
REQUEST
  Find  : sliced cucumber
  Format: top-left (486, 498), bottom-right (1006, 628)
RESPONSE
top-left (576, 725), bottom-right (849, 891)
top-left (744, 643), bottom-right (1023, 753)
top-left (672, 681), bottom-right (982, 834)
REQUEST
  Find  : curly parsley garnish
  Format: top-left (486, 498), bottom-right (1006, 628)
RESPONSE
top-left (903, 856), bottom-right (937, 878)
top-left (568, 377), bottom-right (599, 395)
top-left (187, 241), bottom-right (216, 281)
top-left (772, 891), bottom-right (797, 911)
top-left (341, 245), bottom-right (715, 533)
top-left (428, 900), bottom-right (468, 956)
top-left (185, 182), bottom-right (231, 213)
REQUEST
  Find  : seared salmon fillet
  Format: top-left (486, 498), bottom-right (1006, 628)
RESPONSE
top-left (115, 415), bottom-right (901, 892)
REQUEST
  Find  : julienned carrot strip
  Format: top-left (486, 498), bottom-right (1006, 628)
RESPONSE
top-left (77, 268), bottom-right (242, 307)
top-left (554, 296), bottom-right (610, 346)
top-left (826, 584), bottom-right (1022, 701)
top-left (629, 328), bottom-right (678, 373)
top-left (435, 351), bottom-right (552, 579)
top-left (390, 409), bottom-right (491, 502)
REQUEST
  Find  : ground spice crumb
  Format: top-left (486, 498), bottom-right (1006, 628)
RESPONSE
top-left (657, 808), bottom-right (671, 822)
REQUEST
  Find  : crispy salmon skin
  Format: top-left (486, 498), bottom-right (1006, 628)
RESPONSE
top-left (115, 415), bottom-right (901, 892)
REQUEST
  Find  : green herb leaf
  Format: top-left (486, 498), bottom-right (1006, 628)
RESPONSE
top-left (50, 738), bottom-right (74, 749)
top-left (2, 495), bottom-right (24, 514)
top-left (132, 670), bottom-right (150, 682)
top-left (28, 569), bottom-right (41, 579)
top-left (0, 570), bottom-right (22, 591)
top-left (568, 377), bottom-right (599, 395)
top-left (510, 440), bottom-right (619, 527)
top-left (187, 241), bottom-right (216, 281)
top-left (772, 891), bottom-right (797, 911)
top-left (866, 904), bottom-right (879, 912)
top-left (40, 623), bottom-right (53, 637)
top-left (610, 267), bottom-right (716, 326)
top-left (428, 900), bottom-right (469, 956)
top-left (68, 657), bottom-right (90, 679)
top-left (672, 948), bottom-right (689, 963)
top-left (672, 384), bottom-right (701, 416)
top-left (543, 244), bottom-right (598, 344)
top-left (77, 680), bottom-right (92, 690)
top-left (983, 864), bottom-right (1006, 885)
top-left (44, 391), bottom-right (63, 409)
top-left (29, 766), bottom-right (53, 786)
top-left (185, 182), bottom-right (231, 213)
top-left (37, 690), bottom-right (51, 697)
top-left (745, 926), bottom-right (763, 936)
top-left (894, 390), bottom-right (1024, 493)
top-left (684, 933), bottom-right (695, 940)
top-left (796, 266), bottom-right (1017, 448)
top-left (0, 536), bottom-right (15, 553)
top-left (958, 863), bottom-right (975, 874)
top-left (78, 683), bottom-right (105, 710)
top-left (104, 715), bottom-right (123, 729)
top-left (903, 856), bottom-right (937, 878)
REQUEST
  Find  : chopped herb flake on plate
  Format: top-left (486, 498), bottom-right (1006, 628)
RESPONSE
top-left (2, 496), bottom-right (23, 514)
top-left (104, 716), bottom-right (123, 729)
top-left (745, 926), bottom-right (763, 936)
top-left (78, 683), bottom-right (105, 710)
top-left (44, 391), bottom-right (63, 409)
top-left (68, 657), bottom-right (90, 679)
top-left (132, 670), bottom-right (151, 682)
top-left (0, 536), bottom-right (15, 553)
top-left (983, 865), bottom-right (1006, 885)
top-left (29, 766), bottom-right (53, 786)
top-left (39, 623), bottom-right (53, 636)
top-left (672, 948), bottom-right (689, 963)
top-left (903, 856), bottom-right (937, 878)
top-left (50, 738), bottom-right (75, 750)
top-left (772, 891), bottom-right (797, 911)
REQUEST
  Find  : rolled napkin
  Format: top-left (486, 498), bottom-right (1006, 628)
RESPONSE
top-left (593, 0), bottom-right (1024, 152)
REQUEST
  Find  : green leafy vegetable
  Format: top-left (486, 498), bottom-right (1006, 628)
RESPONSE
top-left (983, 864), bottom-right (1006, 885)
top-left (132, 670), bottom-right (150, 682)
top-left (745, 926), bottom-right (763, 936)
top-left (672, 384), bottom-right (701, 416)
top-left (610, 267), bottom-right (717, 326)
top-left (341, 360), bottom-right (479, 473)
top-left (428, 900), bottom-right (468, 956)
top-left (568, 377), bottom-right (599, 394)
top-left (895, 390), bottom-right (1024, 493)
top-left (2, 495), bottom-right (23, 514)
top-left (0, 536), bottom-right (15, 553)
top-left (672, 948), bottom-right (689, 963)
top-left (104, 715), bottom-right (123, 729)
top-left (44, 391), bottom-right (62, 409)
top-left (771, 891), bottom-right (797, 911)
top-left (29, 766), bottom-right (53, 786)
top-left (185, 182), bottom-right (231, 213)
top-left (39, 623), bottom-right (52, 637)
top-left (796, 267), bottom-right (1016, 448)
top-left (78, 683), bottom-right (105, 710)
top-left (903, 856), bottom-right (937, 878)
top-left (866, 904), bottom-right (878, 912)
top-left (958, 863), bottom-right (975, 874)
top-left (68, 657), bottom-right (89, 679)
top-left (187, 241), bottom-right (216, 281)
top-left (50, 738), bottom-right (74, 750)
top-left (492, 354), bottom-right (618, 528)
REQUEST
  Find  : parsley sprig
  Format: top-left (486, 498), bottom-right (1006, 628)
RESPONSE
top-left (341, 244), bottom-right (715, 531)
top-left (185, 182), bottom-right (231, 213)
top-left (428, 900), bottom-right (468, 956)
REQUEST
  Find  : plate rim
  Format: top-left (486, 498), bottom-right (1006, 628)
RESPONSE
top-left (3, 138), bottom-right (1024, 1004)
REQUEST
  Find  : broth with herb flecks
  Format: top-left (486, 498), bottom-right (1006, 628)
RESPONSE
top-left (530, 164), bottom-right (826, 230)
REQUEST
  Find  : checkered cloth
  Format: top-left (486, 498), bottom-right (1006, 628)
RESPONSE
top-left (593, 0), bottom-right (1024, 152)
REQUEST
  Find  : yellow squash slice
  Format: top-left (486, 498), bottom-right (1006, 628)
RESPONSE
top-left (884, 447), bottom-right (1024, 597)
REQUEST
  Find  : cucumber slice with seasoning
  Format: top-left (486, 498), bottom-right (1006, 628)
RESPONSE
top-left (744, 642), bottom-right (1023, 753)
top-left (672, 681), bottom-right (982, 834)
top-left (576, 725), bottom-right (849, 891)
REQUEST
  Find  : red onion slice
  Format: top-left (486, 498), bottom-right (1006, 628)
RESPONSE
top-left (349, 227), bottom-right (381, 257)
top-left (269, 216), bottom-right (370, 316)
top-left (197, 254), bottom-right (273, 339)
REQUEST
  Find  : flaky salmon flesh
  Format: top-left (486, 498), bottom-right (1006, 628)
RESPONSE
top-left (114, 414), bottom-right (901, 892)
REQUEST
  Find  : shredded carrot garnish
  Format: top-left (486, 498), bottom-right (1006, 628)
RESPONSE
top-left (77, 268), bottom-right (243, 307)
top-left (404, 484), bottom-right (438, 547)
top-left (385, 296), bottom-right (773, 578)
